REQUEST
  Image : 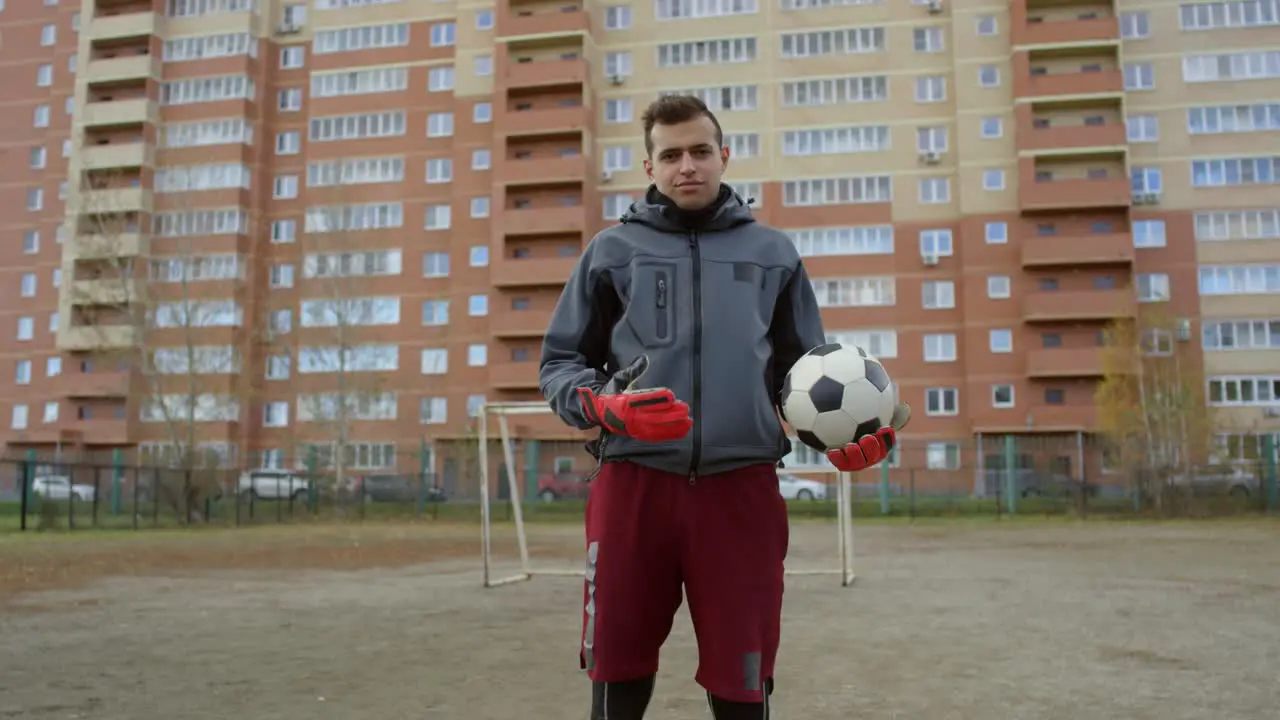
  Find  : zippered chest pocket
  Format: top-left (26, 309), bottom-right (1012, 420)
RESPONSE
top-left (626, 261), bottom-right (678, 349)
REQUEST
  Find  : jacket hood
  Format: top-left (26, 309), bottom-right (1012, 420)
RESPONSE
top-left (620, 183), bottom-right (757, 234)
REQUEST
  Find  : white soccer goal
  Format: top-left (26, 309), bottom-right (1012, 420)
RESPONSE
top-left (477, 401), bottom-right (857, 589)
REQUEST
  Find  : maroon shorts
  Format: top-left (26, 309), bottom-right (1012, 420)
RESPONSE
top-left (579, 460), bottom-right (790, 702)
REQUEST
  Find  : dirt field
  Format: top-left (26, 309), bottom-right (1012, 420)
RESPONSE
top-left (2, 518), bottom-right (1279, 720)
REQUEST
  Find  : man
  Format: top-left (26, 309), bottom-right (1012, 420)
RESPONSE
top-left (539, 95), bottom-right (910, 719)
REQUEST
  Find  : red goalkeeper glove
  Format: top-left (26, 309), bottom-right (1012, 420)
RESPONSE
top-left (577, 355), bottom-right (693, 443)
top-left (826, 403), bottom-right (911, 472)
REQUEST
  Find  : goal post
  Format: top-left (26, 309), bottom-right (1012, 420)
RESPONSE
top-left (477, 401), bottom-right (857, 589)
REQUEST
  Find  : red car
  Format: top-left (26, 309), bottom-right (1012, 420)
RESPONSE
top-left (537, 472), bottom-right (590, 502)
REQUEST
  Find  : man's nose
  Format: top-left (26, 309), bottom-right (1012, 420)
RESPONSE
top-left (679, 154), bottom-right (697, 174)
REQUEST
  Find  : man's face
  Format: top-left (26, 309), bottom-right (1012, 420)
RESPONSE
top-left (643, 116), bottom-right (730, 211)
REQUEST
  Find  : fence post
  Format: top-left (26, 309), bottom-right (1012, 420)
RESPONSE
top-left (306, 445), bottom-right (318, 514)
top-left (417, 438), bottom-right (429, 516)
top-left (18, 460), bottom-right (31, 531)
top-left (111, 448), bottom-right (123, 516)
top-left (1262, 434), bottom-right (1278, 515)
top-left (1003, 434), bottom-right (1018, 515)
top-left (878, 456), bottom-right (890, 515)
top-left (23, 448), bottom-right (36, 512)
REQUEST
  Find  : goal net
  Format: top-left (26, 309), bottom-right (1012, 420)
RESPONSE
top-left (477, 401), bottom-right (857, 589)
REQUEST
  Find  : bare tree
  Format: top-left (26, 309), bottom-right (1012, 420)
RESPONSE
top-left (67, 168), bottom-right (245, 521)
top-left (1095, 313), bottom-right (1217, 514)
top-left (285, 182), bottom-right (402, 494)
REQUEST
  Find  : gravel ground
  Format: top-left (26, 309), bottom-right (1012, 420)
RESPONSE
top-left (1, 519), bottom-right (1278, 720)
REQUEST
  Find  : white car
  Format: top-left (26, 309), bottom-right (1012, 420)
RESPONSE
top-left (31, 476), bottom-right (97, 502)
top-left (778, 472), bottom-right (828, 501)
top-left (237, 470), bottom-right (311, 501)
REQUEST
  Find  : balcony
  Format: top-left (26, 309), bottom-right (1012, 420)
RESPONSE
top-left (501, 155), bottom-right (588, 185)
top-left (492, 257), bottom-right (577, 287)
top-left (89, 12), bottom-right (160, 41)
top-left (80, 142), bottom-right (154, 171)
top-left (500, 207), bottom-right (587, 236)
top-left (1018, 177), bottom-right (1131, 212)
top-left (60, 371), bottom-right (132, 398)
top-left (1017, 119), bottom-right (1127, 154)
top-left (58, 325), bottom-right (137, 351)
top-left (1013, 16), bottom-right (1119, 48)
top-left (492, 310), bottom-right (553, 338)
top-left (78, 187), bottom-right (152, 214)
top-left (1021, 68), bottom-right (1124, 99)
top-left (505, 58), bottom-right (588, 88)
top-left (490, 362), bottom-right (541, 389)
top-left (1022, 289), bottom-right (1136, 323)
top-left (80, 99), bottom-right (157, 127)
top-left (497, 106), bottom-right (591, 136)
top-left (83, 54), bottom-right (159, 84)
top-left (57, 419), bottom-right (133, 446)
top-left (496, 6), bottom-right (589, 38)
top-left (69, 279), bottom-right (145, 306)
top-left (1026, 348), bottom-right (1106, 378)
top-left (1022, 405), bottom-right (1098, 431)
top-left (1021, 233), bottom-right (1134, 267)
top-left (68, 232), bottom-right (147, 261)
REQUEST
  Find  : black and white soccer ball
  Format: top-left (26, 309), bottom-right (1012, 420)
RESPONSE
top-left (781, 343), bottom-right (898, 453)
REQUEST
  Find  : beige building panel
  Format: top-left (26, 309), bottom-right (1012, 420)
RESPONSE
top-left (954, 110), bottom-right (1017, 155)
top-left (956, 164), bottom-right (1019, 215)
top-left (890, 174), bottom-right (960, 223)
top-left (1201, 294), bottom-right (1280, 318)
top-left (953, 60), bottom-right (1013, 112)
top-left (453, 51), bottom-right (495, 96)
top-left (777, 146), bottom-right (927, 176)
top-left (1179, 185), bottom-right (1280, 211)
top-left (1203, 349), bottom-right (1280, 376)
top-left (724, 154), bottom-right (772, 180)
top-left (164, 12), bottom-right (258, 38)
top-left (1212, 406), bottom-right (1280, 434)
top-left (1134, 124), bottom-right (1277, 162)
top-left (1197, 239), bottom-right (1280, 265)
top-left (770, 3), bottom-right (952, 28)
top-left (950, 10), bottom-right (1011, 59)
top-left (310, 3), bottom-right (456, 28)
top-left (1120, 5), bottom-right (1280, 55)
top-left (1125, 54), bottom-right (1280, 109)
top-left (640, 63), bottom-right (771, 93)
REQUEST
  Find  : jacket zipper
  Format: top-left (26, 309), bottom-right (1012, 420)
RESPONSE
top-left (688, 230), bottom-right (703, 485)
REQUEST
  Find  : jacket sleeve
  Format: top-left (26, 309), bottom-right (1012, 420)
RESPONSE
top-left (769, 259), bottom-right (827, 409)
top-left (538, 244), bottom-right (620, 429)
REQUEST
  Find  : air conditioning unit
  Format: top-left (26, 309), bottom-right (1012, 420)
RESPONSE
top-left (1175, 318), bottom-right (1192, 342)
top-left (1132, 192), bottom-right (1160, 205)
top-left (927, 0), bottom-right (944, 14)
top-left (608, 75), bottom-right (625, 86)
top-left (276, 23), bottom-right (301, 35)
top-left (600, 171), bottom-right (613, 183)
top-left (922, 253), bottom-right (940, 266)
top-left (920, 151), bottom-right (942, 165)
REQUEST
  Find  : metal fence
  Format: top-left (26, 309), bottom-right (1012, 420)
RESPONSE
top-left (2, 433), bottom-right (1277, 532)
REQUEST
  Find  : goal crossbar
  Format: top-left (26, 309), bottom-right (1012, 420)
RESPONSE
top-left (478, 401), bottom-right (856, 589)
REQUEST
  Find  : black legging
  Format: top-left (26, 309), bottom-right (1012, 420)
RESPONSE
top-left (589, 676), bottom-right (773, 719)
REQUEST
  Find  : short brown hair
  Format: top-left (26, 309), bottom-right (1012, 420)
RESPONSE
top-left (640, 95), bottom-right (724, 156)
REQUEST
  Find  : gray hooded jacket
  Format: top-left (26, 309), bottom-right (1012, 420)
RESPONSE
top-left (538, 184), bottom-right (828, 478)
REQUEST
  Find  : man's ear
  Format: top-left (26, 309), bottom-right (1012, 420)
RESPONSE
top-left (643, 157), bottom-right (654, 181)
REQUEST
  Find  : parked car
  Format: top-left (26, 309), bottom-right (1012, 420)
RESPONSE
top-left (31, 475), bottom-right (97, 502)
top-left (237, 470), bottom-right (312, 501)
top-left (537, 473), bottom-right (590, 502)
top-left (983, 469), bottom-right (1100, 499)
top-left (778, 471), bottom-right (827, 501)
top-left (353, 473), bottom-right (447, 503)
top-left (1169, 466), bottom-right (1258, 498)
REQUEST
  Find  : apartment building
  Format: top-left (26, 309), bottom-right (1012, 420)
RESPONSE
top-left (0, 0), bottom-right (1276, 490)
